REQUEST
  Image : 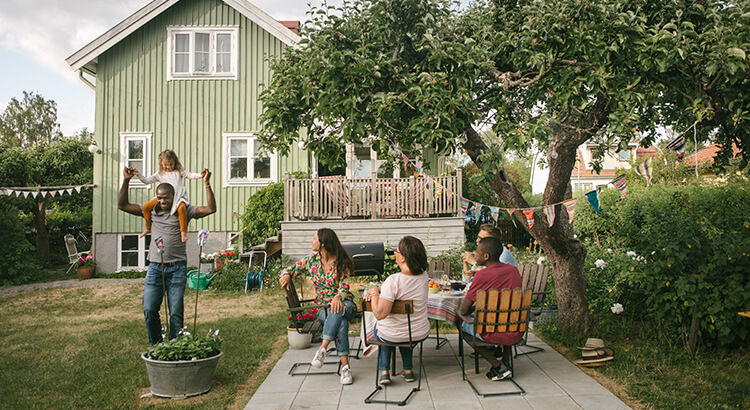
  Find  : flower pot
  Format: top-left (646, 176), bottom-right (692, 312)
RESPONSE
top-left (287, 327), bottom-right (313, 350)
top-left (214, 258), bottom-right (225, 271)
top-left (141, 351), bottom-right (223, 398)
top-left (76, 266), bottom-right (93, 280)
top-left (199, 263), bottom-right (213, 273)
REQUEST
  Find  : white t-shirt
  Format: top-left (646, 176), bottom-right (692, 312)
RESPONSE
top-left (376, 272), bottom-right (430, 343)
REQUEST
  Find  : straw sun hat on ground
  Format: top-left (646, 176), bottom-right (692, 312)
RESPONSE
top-left (575, 338), bottom-right (614, 367)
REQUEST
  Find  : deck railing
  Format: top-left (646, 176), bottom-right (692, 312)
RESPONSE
top-left (283, 170), bottom-right (462, 221)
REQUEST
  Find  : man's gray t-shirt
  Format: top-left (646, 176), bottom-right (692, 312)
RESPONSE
top-left (144, 204), bottom-right (197, 264)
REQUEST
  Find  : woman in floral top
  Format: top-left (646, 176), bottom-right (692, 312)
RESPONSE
top-left (279, 228), bottom-right (356, 385)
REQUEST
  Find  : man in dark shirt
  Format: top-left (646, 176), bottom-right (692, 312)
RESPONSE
top-left (118, 166), bottom-right (216, 344)
top-left (460, 236), bottom-right (522, 381)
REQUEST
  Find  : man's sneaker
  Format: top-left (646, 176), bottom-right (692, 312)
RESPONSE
top-left (378, 372), bottom-right (391, 385)
top-left (486, 363), bottom-right (512, 381)
top-left (310, 347), bottom-right (327, 368)
top-left (340, 365), bottom-right (353, 385)
top-left (402, 370), bottom-right (416, 383)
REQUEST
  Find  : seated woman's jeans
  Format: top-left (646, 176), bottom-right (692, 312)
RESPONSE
top-left (143, 263), bottom-right (187, 345)
top-left (318, 299), bottom-right (357, 356)
top-left (373, 325), bottom-right (413, 372)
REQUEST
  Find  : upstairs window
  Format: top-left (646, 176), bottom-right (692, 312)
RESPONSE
top-left (167, 27), bottom-right (238, 80)
top-left (223, 133), bottom-right (277, 186)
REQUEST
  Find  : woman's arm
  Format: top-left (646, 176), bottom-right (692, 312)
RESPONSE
top-left (368, 287), bottom-right (394, 320)
top-left (279, 254), bottom-right (311, 288)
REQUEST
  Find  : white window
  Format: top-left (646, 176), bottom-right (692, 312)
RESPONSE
top-left (619, 149), bottom-right (630, 161)
top-left (223, 133), bottom-right (277, 186)
top-left (118, 234), bottom-right (151, 270)
top-left (120, 132), bottom-right (152, 188)
top-left (167, 27), bottom-right (238, 80)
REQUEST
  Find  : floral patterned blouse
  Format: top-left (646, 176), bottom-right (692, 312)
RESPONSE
top-left (283, 252), bottom-right (353, 304)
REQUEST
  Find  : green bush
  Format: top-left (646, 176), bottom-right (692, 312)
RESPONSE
top-left (0, 200), bottom-right (41, 285)
top-left (574, 181), bottom-right (750, 349)
top-left (240, 182), bottom-right (284, 249)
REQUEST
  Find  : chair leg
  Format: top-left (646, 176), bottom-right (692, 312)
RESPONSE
top-left (462, 343), bottom-right (526, 398)
top-left (364, 342), bottom-right (422, 406)
top-left (514, 328), bottom-right (544, 357)
top-left (432, 320), bottom-right (449, 349)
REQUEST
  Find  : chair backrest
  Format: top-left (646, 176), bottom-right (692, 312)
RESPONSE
top-left (427, 259), bottom-right (451, 281)
top-left (64, 234), bottom-right (79, 263)
top-left (474, 288), bottom-right (532, 334)
top-left (361, 299), bottom-right (414, 315)
top-left (284, 277), bottom-right (302, 310)
top-left (518, 263), bottom-right (551, 303)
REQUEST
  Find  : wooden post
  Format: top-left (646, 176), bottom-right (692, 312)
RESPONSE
top-left (283, 173), bottom-right (290, 221)
top-left (371, 172), bottom-right (379, 219)
top-left (456, 168), bottom-right (463, 216)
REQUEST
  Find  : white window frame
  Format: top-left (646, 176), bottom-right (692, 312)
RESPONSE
top-left (166, 26), bottom-right (239, 80)
top-left (120, 132), bottom-right (152, 188)
top-left (619, 149), bottom-right (631, 161)
top-left (223, 132), bottom-right (278, 187)
top-left (117, 234), bottom-right (151, 271)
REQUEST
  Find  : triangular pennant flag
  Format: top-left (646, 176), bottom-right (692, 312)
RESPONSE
top-left (522, 209), bottom-right (535, 228)
top-left (58, 189), bottom-right (65, 196)
top-left (459, 197), bottom-right (470, 216)
top-left (543, 204), bottom-right (556, 227)
top-left (562, 198), bottom-right (577, 224)
top-left (402, 153), bottom-right (410, 172)
top-left (474, 203), bottom-right (482, 220)
top-left (506, 208), bottom-right (518, 228)
top-left (635, 156), bottom-right (654, 186)
top-left (585, 189), bottom-right (601, 216)
top-left (22, 191), bottom-right (30, 198)
top-left (612, 175), bottom-right (627, 199)
top-left (75, 186), bottom-right (82, 193)
top-left (31, 191), bottom-right (39, 198)
top-left (66, 188), bottom-right (73, 195)
top-left (436, 184), bottom-right (443, 196)
top-left (665, 134), bottom-right (687, 161)
top-left (489, 206), bottom-right (499, 222)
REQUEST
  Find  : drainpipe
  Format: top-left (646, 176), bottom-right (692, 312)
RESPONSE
top-left (78, 70), bottom-right (96, 91)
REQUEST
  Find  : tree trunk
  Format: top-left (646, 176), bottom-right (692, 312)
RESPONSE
top-left (545, 238), bottom-right (590, 334)
top-left (32, 199), bottom-right (50, 261)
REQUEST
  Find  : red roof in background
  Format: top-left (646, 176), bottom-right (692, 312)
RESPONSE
top-left (679, 143), bottom-right (741, 166)
top-left (278, 21), bottom-right (300, 35)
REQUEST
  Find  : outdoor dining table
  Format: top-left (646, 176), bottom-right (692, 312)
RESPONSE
top-left (427, 290), bottom-right (465, 349)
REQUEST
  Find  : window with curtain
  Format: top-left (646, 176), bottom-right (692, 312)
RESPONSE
top-left (167, 27), bottom-right (238, 80)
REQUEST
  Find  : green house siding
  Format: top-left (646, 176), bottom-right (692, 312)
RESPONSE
top-left (92, 0), bottom-right (306, 236)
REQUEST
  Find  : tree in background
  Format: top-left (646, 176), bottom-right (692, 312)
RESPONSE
top-left (258, 0), bottom-right (749, 335)
top-left (0, 92), bottom-right (93, 262)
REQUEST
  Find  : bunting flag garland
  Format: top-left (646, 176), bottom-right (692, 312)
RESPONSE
top-left (522, 209), bottom-right (535, 228)
top-left (402, 153), bottom-right (410, 171)
top-left (585, 189), bottom-right (601, 216)
top-left (635, 156), bottom-right (654, 186)
top-left (489, 206), bottom-right (499, 222)
top-left (66, 188), bottom-right (73, 195)
top-left (665, 134), bottom-right (687, 161)
top-left (459, 197), bottom-right (470, 216)
top-left (543, 204), bottom-right (556, 227)
top-left (0, 184), bottom-right (96, 198)
top-left (612, 175), bottom-right (627, 198)
top-left (474, 203), bottom-right (482, 220)
top-left (562, 198), bottom-right (577, 224)
top-left (506, 208), bottom-right (518, 228)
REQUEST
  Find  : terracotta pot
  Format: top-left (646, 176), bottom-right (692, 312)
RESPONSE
top-left (77, 266), bottom-right (93, 280)
top-left (214, 258), bottom-right (225, 271)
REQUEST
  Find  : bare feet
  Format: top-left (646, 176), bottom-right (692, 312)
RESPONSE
top-left (139, 229), bottom-right (150, 239)
top-left (181, 231), bottom-right (188, 242)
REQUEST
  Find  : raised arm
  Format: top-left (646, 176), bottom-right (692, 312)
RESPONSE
top-left (118, 167), bottom-right (144, 216)
top-left (181, 169), bottom-right (204, 180)
top-left (193, 169), bottom-right (216, 218)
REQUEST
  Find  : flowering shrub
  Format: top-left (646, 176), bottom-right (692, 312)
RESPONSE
top-left (287, 308), bottom-right (318, 328)
top-left (76, 255), bottom-right (95, 267)
top-left (216, 249), bottom-right (237, 260)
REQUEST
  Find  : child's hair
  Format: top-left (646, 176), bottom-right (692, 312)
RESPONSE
top-left (158, 149), bottom-right (184, 174)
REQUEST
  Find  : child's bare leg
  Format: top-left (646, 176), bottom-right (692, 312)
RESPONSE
top-left (178, 202), bottom-right (188, 242)
top-left (140, 198), bottom-right (157, 238)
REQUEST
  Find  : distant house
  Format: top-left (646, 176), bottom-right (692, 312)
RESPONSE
top-left (67, 0), bottom-right (464, 272)
top-left (678, 143), bottom-right (742, 176)
top-left (530, 142), bottom-right (655, 194)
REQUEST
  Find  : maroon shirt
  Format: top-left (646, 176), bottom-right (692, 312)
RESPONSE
top-left (465, 262), bottom-right (523, 345)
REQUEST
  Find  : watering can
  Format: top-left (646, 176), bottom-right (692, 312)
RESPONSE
top-left (188, 269), bottom-right (217, 290)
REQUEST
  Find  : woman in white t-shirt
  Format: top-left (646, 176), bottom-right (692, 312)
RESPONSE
top-left (364, 236), bottom-right (430, 385)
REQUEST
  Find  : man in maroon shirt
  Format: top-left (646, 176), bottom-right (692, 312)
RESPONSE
top-left (460, 236), bottom-right (522, 381)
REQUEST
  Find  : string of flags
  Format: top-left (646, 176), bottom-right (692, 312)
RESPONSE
top-left (0, 184), bottom-right (96, 199)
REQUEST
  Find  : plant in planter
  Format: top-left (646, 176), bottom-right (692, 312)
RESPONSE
top-left (199, 252), bottom-right (215, 273)
top-left (141, 329), bottom-right (223, 398)
top-left (76, 255), bottom-right (95, 279)
top-left (287, 308), bottom-right (318, 349)
top-left (213, 249), bottom-right (237, 271)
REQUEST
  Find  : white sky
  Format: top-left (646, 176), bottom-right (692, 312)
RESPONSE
top-left (0, 0), bottom-right (351, 136)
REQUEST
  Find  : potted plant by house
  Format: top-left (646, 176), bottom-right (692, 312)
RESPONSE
top-left (199, 252), bottom-right (214, 274)
top-left (286, 308), bottom-right (318, 349)
top-left (213, 249), bottom-right (236, 271)
top-left (76, 255), bottom-right (95, 279)
top-left (141, 329), bottom-right (223, 398)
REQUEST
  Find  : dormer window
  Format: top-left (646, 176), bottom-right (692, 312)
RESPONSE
top-left (167, 27), bottom-right (238, 80)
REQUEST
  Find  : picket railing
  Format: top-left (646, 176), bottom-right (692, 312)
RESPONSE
top-left (283, 170), bottom-right (462, 221)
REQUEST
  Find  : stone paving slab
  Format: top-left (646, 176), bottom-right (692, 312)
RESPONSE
top-left (245, 333), bottom-right (630, 409)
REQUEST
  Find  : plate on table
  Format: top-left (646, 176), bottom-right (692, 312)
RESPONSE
top-left (437, 290), bottom-right (465, 296)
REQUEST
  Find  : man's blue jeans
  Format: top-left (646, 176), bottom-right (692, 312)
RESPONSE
top-left (317, 299), bottom-right (357, 356)
top-left (373, 325), bottom-right (414, 372)
top-left (143, 263), bottom-right (187, 345)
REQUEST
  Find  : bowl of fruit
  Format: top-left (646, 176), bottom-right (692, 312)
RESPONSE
top-left (428, 280), bottom-right (440, 293)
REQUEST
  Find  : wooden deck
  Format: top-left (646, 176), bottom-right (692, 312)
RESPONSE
top-left (282, 170), bottom-right (462, 221)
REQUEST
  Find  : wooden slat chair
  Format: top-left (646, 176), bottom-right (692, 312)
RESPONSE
top-left (426, 259), bottom-right (452, 349)
top-left (515, 263), bottom-right (552, 357)
top-left (361, 299), bottom-right (424, 406)
top-left (284, 278), bottom-right (340, 376)
top-left (457, 288), bottom-right (532, 397)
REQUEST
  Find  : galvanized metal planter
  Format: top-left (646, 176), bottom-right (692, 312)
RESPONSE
top-left (141, 351), bottom-right (222, 398)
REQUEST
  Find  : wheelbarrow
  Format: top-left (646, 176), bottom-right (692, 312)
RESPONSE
top-left (188, 270), bottom-right (218, 290)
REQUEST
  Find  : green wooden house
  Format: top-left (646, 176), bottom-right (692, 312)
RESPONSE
top-left (67, 0), bottom-right (464, 273)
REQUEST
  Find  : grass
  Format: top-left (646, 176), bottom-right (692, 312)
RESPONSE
top-left (535, 320), bottom-right (750, 409)
top-left (0, 282), bottom-right (289, 409)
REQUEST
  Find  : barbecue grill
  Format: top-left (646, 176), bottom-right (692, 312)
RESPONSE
top-left (342, 242), bottom-right (385, 282)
